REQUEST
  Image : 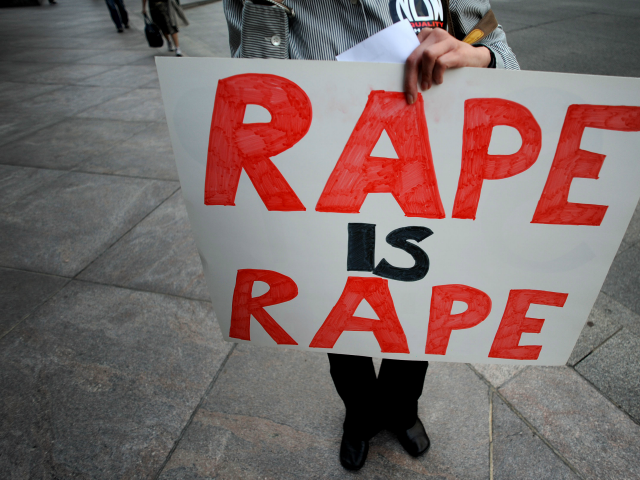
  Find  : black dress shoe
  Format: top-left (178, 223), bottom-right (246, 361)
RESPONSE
top-left (394, 418), bottom-right (430, 457)
top-left (339, 434), bottom-right (369, 471)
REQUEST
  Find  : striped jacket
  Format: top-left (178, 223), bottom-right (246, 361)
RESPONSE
top-left (223, 0), bottom-right (519, 70)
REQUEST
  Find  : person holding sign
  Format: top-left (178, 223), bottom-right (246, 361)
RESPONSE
top-left (222, 0), bottom-right (519, 471)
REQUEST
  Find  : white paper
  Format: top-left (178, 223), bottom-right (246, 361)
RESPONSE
top-left (336, 19), bottom-right (420, 64)
top-left (157, 57), bottom-right (640, 365)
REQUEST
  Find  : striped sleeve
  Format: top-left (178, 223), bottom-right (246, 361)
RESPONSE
top-left (451, 0), bottom-right (520, 70)
top-left (223, 0), bottom-right (289, 59)
top-left (222, 0), bottom-right (243, 58)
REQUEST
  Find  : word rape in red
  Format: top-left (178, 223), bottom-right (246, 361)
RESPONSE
top-left (205, 74), bottom-right (640, 225)
top-left (230, 269), bottom-right (568, 360)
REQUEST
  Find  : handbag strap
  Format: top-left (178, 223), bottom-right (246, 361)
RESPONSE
top-left (442, 0), bottom-right (498, 44)
top-left (462, 9), bottom-right (499, 44)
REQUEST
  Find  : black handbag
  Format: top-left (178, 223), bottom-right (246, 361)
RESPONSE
top-left (144, 14), bottom-right (164, 48)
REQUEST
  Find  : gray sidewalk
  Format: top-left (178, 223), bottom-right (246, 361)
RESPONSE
top-left (0, 0), bottom-right (639, 478)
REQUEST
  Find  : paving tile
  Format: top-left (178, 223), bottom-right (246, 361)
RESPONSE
top-left (492, 394), bottom-right (579, 480)
top-left (2, 48), bottom-right (104, 64)
top-left (0, 81), bottom-right (63, 108)
top-left (15, 23), bottom-right (119, 39)
top-left (19, 64), bottom-right (112, 85)
top-left (471, 364), bottom-right (527, 388)
top-left (76, 88), bottom-right (166, 122)
top-left (0, 171), bottom-right (177, 276)
top-left (0, 118), bottom-right (148, 169)
top-left (160, 350), bottom-right (488, 479)
top-left (0, 62), bottom-right (59, 82)
top-left (491, 2), bottom-right (593, 31)
top-left (141, 76), bottom-right (161, 89)
top-left (622, 199), bottom-right (640, 248)
top-left (505, 15), bottom-right (640, 77)
top-left (0, 165), bottom-right (66, 209)
top-left (5, 85), bottom-right (130, 117)
top-left (207, 347), bottom-right (351, 433)
top-left (0, 111), bottom-right (64, 148)
top-left (174, 36), bottom-right (218, 59)
top-left (77, 122), bottom-right (178, 180)
top-left (500, 366), bottom-right (640, 480)
top-left (602, 244), bottom-right (640, 316)
top-left (175, 0), bottom-right (232, 58)
top-left (0, 267), bottom-right (67, 337)
top-left (544, 11), bottom-right (640, 45)
top-left (567, 292), bottom-right (624, 366)
top-left (416, 363), bottom-right (490, 479)
top-left (76, 65), bottom-right (159, 88)
top-left (575, 330), bottom-right (640, 422)
top-left (600, 294), bottom-right (640, 338)
top-left (499, 19), bottom-right (535, 34)
top-left (44, 15), bottom-right (111, 28)
top-left (158, 345), bottom-right (348, 480)
top-left (77, 50), bottom-right (155, 66)
top-left (79, 191), bottom-right (208, 300)
top-left (617, 239), bottom-right (631, 255)
top-left (130, 54), bottom-right (165, 66)
top-left (582, 0), bottom-right (640, 16)
top-left (77, 26), bottom-right (151, 40)
top-left (89, 36), bottom-right (156, 52)
top-left (4, 35), bottom-right (147, 51)
top-left (0, 281), bottom-right (231, 479)
top-left (4, 36), bottom-right (63, 49)
top-left (493, 0), bottom-right (640, 32)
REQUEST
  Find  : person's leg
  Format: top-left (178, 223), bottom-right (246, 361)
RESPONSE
top-left (377, 359), bottom-right (428, 429)
top-left (378, 359), bottom-right (430, 457)
top-left (327, 353), bottom-right (380, 471)
top-left (104, 0), bottom-right (123, 30)
top-left (171, 33), bottom-right (182, 56)
top-left (327, 353), bottom-right (378, 438)
top-left (113, 0), bottom-right (129, 28)
top-left (150, 6), bottom-right (173, 51)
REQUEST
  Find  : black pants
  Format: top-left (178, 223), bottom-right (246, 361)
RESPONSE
top-left (105, 0), bottom-right (128, 29)
top-left (328, 353), bottom-right (428, 439)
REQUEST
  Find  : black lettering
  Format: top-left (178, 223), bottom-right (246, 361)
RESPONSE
top-left (373, 226), bottom-right (433, 282)
top-left (347, 223), bottom-right (376, 271)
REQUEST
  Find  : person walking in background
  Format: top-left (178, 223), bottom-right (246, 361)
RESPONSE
top-left (142, 0), bottom-right (184, 56)
top-left (105, 0), bottom-right (129, 33)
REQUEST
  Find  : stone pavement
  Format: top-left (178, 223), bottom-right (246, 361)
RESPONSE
top-left (0, 0), bottom-right (639, 478)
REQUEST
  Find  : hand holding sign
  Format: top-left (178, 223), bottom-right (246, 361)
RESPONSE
top-left (405, 27), bottom-right (491, 102)
top-left (335, 20), bottom-right (492, 104)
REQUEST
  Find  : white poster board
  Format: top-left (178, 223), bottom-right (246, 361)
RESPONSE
top-left (157, 57), bottom-right (640, 365)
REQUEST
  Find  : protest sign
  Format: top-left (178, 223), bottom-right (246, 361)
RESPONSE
top-left (157, 57), bottom-right (640, 365)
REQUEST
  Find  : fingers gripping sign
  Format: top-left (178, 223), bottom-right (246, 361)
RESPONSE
top-left (404, 28), bottom-right (492, 104)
